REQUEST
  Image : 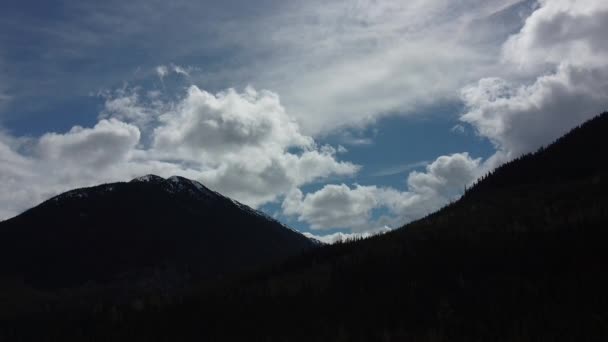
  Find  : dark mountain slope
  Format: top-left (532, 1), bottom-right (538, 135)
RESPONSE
top-left (0, 175), bottom-right (316, 291)
top-left (2, 112), bottom-right (608, 341)
top-left (464, 109), bottom-right (608, 195)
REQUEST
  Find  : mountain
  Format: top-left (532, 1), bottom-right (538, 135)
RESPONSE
top-left (2, 112), bottom-right (608, 341)
top-left (0, 175), bottom-right (316, 293)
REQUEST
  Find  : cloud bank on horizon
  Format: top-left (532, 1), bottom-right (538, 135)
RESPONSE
top-left (0, 0), bottom-right (607, 240)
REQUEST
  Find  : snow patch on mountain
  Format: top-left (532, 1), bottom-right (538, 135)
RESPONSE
top-left (131, 174), bottom-right (165, 183)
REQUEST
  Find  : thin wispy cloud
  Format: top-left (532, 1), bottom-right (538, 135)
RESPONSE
top-left (372, 161), bottom-right (429, 177)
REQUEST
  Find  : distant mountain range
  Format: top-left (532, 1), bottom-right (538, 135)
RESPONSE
top-left (1, 112), bottom-right (607, 341)
top-left (0, 174), bottom-right (316, 294)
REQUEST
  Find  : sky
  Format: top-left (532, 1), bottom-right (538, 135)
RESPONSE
top-left (1, 0), bottom-right (607, 243)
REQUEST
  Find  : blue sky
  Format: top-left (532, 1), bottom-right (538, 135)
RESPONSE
top-left (1, 0), bottom-right (607, 242)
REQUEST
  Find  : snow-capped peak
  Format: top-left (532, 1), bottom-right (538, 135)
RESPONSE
top-left (131, 174), bottom-right (165, 183)
top-left (167, 176), bottom-right (219, 198)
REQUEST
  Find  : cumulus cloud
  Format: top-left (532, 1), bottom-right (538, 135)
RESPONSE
top-left (148, 85), bottom-right (358, 207)
top-left (502, 0), bottom-right (608, 71)
top-left (0, 133), bottom-right (38, 219)
top-left (0, 119), bottom-right (173, 220)
top-left (153, 86), bottom-right (312, 159)
top-left (283, 185), bottom-right (381, 231)
top-left (408, 153), bottom-right (481, 196)
top-left (283, 153), bottom-right (480, 231)
top-left (461, 0), bottom-right (608, 158)
top-left (37, 119), bottom-right (140, 168)
top-left (461, 66), bottom-right (608, 156)
top-left (0, 85), bottom-right (357, 220)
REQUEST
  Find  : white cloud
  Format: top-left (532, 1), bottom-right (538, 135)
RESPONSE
top-left (461, 66), bottom-right (608, 156)
top-left (155, 65), bottom-right (169, 80)
top-left (502, 0), bottom-right (608, 71)
top-left (153, 86), bottom-right (312, 159)
top-left (156, 64), bottom-right (191, 80)
top-left (372, 161), bottom-right (429, 177)
top-left (149, 85), bottom-right (358, 207)
top-left (100, 89), bottom-right (159, 127)
top-left (247, 0), bottom-right (526, 134)
top-left (407, 153), bottom-right (482, 196)
top-left (37, 119), bottom-right (140, 168)
top-left (283, 153), bottom-right (480, 231)
top-left (461, 0), bottom-right (608, 157)
top-left (283, 185), bottom-right (381, 231)
top-left (0, 118), bottom-right (193, 220)
top-left (1, 0), bottom-right (532, 136)
top-left (82, 0), bottom-right (522, 137)
top-left (172, 65), bottom-right (190, 77)
top-left (0, 85), bottom-right (358, 220)
top-left (335, 129), bottom-right (375, 146)
top-left (0, 133), bottom-right (38, 219)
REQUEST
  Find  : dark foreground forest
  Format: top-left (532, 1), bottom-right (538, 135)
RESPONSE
top-left (2, 112), bottom-right (608, 341)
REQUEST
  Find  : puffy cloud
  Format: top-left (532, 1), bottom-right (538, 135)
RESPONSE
top-left (283, 185), bottom-right (381, 231)
top-left (153, 86), bottom-right (312, 159)
top-left (0, 133), bottom-right (39, 219)
top-left (0, 85), bottom-right (357, 220)
top-left (37, 119), bottom-right (140, 168)
top-left (148, 85), bottom-right (358, 206)
top-left (198, 148), bottom-right (357, 208)
top-left (408, 153), bottom-right (481, 196)
top-left (461, 0), bottom-right (608, 157)
top-left (502, 0), bottom-right (608, 71)
top-left (461, 66), bottom-right (608, 156)
top-left (1, 119), bottom-right (151, 220)
top-left (283, 153), bottom-right (480, 231)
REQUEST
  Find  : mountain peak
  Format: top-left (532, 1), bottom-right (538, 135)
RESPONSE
top-left (130, 175), bottom-right (215, 196)
top-left (0, 173), bottom-right (317, 290)
top-left (131, 174), bottom-right (165, 183)
top-left (167, 175), bottom-right (200, 188)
